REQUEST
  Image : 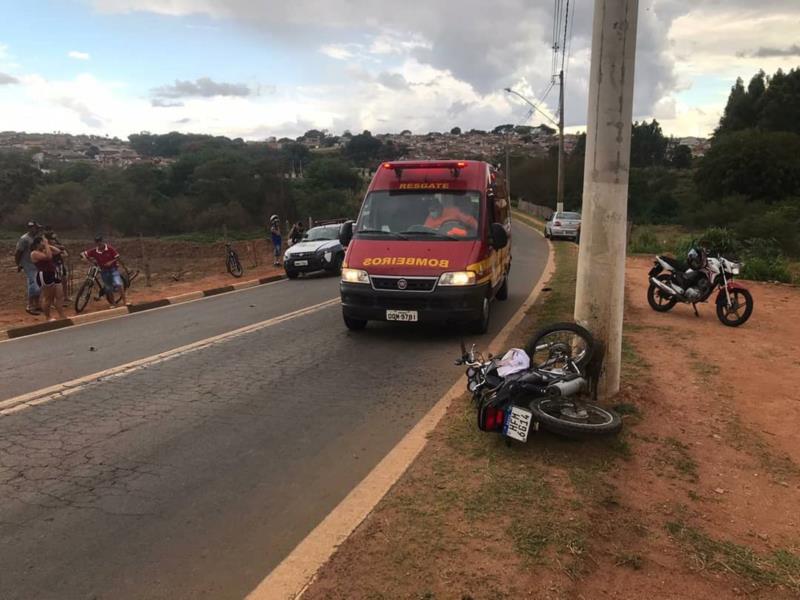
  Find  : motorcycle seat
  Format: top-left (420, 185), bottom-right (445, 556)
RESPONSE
top-left (659, 255), bottom-right (687, 272)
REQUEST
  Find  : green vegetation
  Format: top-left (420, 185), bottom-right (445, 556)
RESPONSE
top-left (0, 129), bottom-right (405, 237)
top-left (666, 521), bottom-right (800, 591)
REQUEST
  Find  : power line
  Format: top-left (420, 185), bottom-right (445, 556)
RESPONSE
top-left (565, 0), bottom-right (576, 83)
top-left (560, 0), bottom-right (571, 76)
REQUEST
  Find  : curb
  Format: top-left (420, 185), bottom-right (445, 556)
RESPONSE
top-left (1, 273), bottom-right (286, 341)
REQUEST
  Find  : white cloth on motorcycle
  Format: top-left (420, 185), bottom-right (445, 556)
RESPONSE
top-left (495, 348), bottom-right (530, 377)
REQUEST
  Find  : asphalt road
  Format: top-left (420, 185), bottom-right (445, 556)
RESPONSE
top-left (0, 222), bottom-right (548, 600)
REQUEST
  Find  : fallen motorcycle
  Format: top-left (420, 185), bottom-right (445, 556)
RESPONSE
top-left (456, 322), bottom-right (622, 441)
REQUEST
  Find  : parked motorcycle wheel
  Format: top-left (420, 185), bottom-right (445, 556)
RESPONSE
top-left (525, 322), bottom-right (594, 371)
top-left (647, 275), bottom-right (678, 312)
top-left (716, 288), bottom-right (753, 327)
top-left (530, 397), bottom-right (622, 437)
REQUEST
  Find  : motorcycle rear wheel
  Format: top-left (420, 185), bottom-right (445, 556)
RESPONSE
top-left (647, 275), bottom-right (678, 312)
top-left (530, 397), bottom-right (622, 437)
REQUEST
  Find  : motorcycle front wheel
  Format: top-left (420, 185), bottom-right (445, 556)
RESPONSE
top-left (647, 275), bottom-right (678, 312)
top-left (525, 322), bottom-right (594, 371)
top-left (530, 397), bottom-right (622, 437)
top-left (716, 288), bottom-right (753, 327)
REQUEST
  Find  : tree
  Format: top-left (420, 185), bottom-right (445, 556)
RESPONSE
top-left (757, 67), bottom-right (800, 135)
top-left (305, 158), bottom-right (360, 191)
top-left (0, 151), bottom-right (43, 225)
top-left (450, 126), bottom-right (462, 135)
top-left (669, 144), bottom-right (692, 169)
top-left (630, 120), bottom-right (668, 167)
top-left (492, 124), bottom-right (514, 134)
top-left (28, 182), bottom-right (93, 229)
top-left (695, 130), bottom-right (800, 201)
top-left (343, 131), bottom-right (385, 167)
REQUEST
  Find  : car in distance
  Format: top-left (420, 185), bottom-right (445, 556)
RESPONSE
top-left (284, 222), bottom-right (347, 279)
top-left (544, 211), bottom-right (581, 242)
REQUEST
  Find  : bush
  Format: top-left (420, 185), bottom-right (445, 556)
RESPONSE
top-left (629, 229), bottom-right (662, 254)
top-left (741, 256), bottom-right (792, 282)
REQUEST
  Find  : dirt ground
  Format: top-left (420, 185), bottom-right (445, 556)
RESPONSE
top-left (301, 251), bottom-right (800, 599)
top-left (0, 237), bottom-right (282, 331)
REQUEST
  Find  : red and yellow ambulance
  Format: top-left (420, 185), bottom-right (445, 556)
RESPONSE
top-left (339, 160), bottom-right (511, 333)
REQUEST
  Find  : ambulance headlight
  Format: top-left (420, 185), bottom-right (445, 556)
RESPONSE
top-left (439, 271), bottom-right (476, 286)
top-left (342, 268), bottom-right (370, 284)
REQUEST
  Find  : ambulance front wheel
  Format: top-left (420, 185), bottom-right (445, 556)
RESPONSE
top-left (468, 296), bottom-right (491, 335)
top-left (343, 314), bottom-right (368, 331)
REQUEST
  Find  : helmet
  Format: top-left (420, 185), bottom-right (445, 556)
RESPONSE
top-left (687, 247), bottom-right (706, 270)
top-left (270, 214), bottom-right (279, 223)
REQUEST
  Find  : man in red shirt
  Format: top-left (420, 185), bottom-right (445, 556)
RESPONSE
top-left (81, 235), bottom-right (127, 305)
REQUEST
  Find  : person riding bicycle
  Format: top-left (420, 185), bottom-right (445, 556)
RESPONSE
top-left (81, 235), bottom-right (128, 306)
top-left (269, 215), bottom-right (282, 266)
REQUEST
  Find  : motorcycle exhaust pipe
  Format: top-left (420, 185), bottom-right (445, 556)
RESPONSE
top-left (546, 377), bottom-right (586, 397)
top-left (650, 276), bottom-right (681, 297)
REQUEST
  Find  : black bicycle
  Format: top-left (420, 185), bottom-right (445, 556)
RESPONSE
top-left (74, 262), bottom-right (139, 313)
top-left (225, 242), bottom-right (244, 278)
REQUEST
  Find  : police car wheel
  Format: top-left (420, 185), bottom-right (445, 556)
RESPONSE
top-left (343, 315), bottom-right (368, 331)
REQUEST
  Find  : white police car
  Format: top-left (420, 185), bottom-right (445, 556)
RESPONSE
top-left (283, 223), bottom-right (347, 279)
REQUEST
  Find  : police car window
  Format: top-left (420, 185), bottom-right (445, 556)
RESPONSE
top-left (561, 212), bottom-right (581, 219)
top-left (305, 225), bottom-right (338, 241)
top-left (356, 190), bottom-right (481, 240)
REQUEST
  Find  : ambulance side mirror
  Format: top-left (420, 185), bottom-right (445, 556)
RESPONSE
top-left (339, 221), bottom-right (354, 246)
top-left (490, 222), bottom-right (508, 250)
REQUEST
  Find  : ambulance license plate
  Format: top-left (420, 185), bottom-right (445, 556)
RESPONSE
top-left (386, 309), bottom-right (418, 322)
top-left (503, 406), bottom-right (533, 442)
top-left (294, 260), bottom-right (308, 266)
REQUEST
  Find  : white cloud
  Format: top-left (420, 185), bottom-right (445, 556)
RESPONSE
top-left (68, 50), bottom-right (91, 60)
top-left (319, 44), bottom-right (355, 61)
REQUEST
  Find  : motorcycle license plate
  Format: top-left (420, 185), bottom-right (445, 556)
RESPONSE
top-left (386, 309), bottom-right (418, 322)
top-left (504, 406), bottom-right (533, 442)
top-left (294, 260), bottom-right (308, 266)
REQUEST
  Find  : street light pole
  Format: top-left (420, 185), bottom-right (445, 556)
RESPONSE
top-left (557, 70), bottom-right (565, 213)
top-left (574, 0), bottom-right (639, 399)
top-left (504, 87), bottom-right (562, 210)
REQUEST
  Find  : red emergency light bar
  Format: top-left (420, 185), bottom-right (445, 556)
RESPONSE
top-left (382, 161), bottom-right (467, 170)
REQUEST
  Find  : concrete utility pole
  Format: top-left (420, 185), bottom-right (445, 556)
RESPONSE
top-left (574, 0), bottom-right (639, 399)
top-left (505, 132), bottom-right (511, 199)
top-left (556, 69), bottom-right (566, 213)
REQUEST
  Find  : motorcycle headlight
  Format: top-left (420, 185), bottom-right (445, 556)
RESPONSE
top-left (341, 268), bottom-right (369, 284)
top-left (730, 264), bottom-right (741, 275)
top-left (439, 271), bottom-right (476, 286)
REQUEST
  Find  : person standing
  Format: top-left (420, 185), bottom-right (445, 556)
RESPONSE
top-left (269, 215), bottom-right (282, 266)
top-left (289, 220), bottom-right (306, 246)
top-left (43, 225), bottom-right (70, 306)
top-left (81, 235), bottom-right (128, 306)
top-left (29, 236), bottom-right (67, 321)
top-left (14, 220), bottom-right (41, 315)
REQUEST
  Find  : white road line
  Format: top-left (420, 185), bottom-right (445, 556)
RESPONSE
top-left (0, 278), bottom-right (288, 346)
top-left (0, 297), bottom-right (339, 416)
top-left (246, 217), bottom-right (555, 600)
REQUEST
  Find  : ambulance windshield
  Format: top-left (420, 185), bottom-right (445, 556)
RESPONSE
top-left (356, 190), bottom-right (481, 240)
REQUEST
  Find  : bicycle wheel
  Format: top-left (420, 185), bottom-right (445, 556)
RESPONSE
top-left (525, 322), bottom-right (594, 371)
top-left (227, 252), bottom-right (244, 277)
top-left (74, 280), bottom-right (93, 313)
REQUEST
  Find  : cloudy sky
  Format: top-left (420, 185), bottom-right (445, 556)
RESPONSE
top-left (0, 0), bottom-right (798, 140)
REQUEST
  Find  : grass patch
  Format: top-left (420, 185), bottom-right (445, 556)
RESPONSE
top-left (615, 552), bottom-right (645, 570)
top-left (666, 521), bottom-right (800, 591)
top-left (652, 437), bottom-right (699, 482)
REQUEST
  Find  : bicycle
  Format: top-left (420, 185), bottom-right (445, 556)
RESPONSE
top-left (74, 262), bottom-right (139, 313)
top-left (225, 242), bottom-right (244, 278)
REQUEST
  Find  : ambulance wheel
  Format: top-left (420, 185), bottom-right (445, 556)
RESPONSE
top-left (468, 297), bottom-right (491, 334)
top-left (496, 275), bottom-right (509, 301)
top-left (344, 315), bottom-right (367, 331)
